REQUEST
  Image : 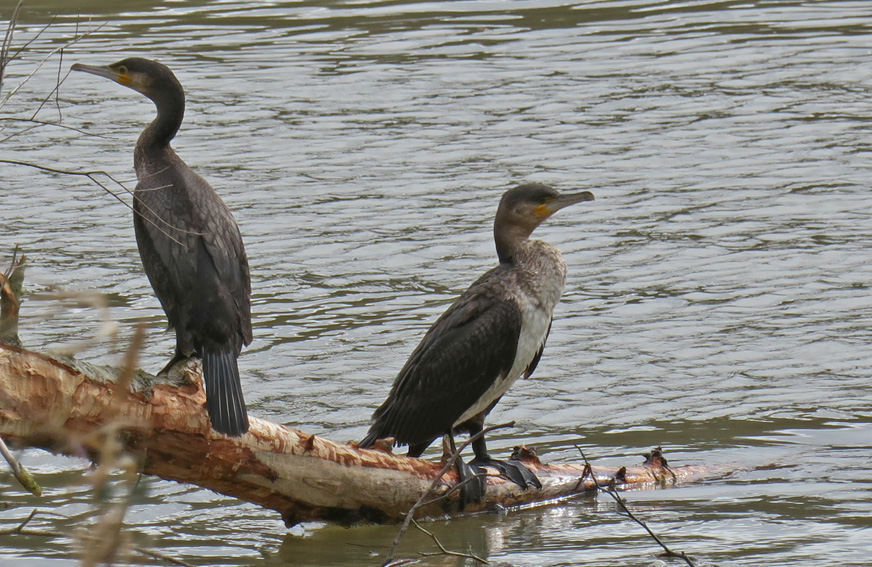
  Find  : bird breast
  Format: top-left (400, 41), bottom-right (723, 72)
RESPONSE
top-left (453, 240), bottom-right (567, 427)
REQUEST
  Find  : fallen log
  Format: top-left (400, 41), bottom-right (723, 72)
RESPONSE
top-left (0, 342), bottom-right (719, 526)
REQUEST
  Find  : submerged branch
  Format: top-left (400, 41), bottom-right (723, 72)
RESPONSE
top-left (384, 422), bottom-right (509, 565)
top-left (578, 447), bottom-right (698, 567)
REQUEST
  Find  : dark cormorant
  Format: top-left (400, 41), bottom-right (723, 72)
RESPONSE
top-left (72, 58), bottom-right (252, 437)
top-left (360, 183), bottom-right (594, 500)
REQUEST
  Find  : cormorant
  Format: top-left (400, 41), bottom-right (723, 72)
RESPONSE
top-left (72, 58), bottom-right (252, 437)
top-left (360, 183), bottom-right (594, 501)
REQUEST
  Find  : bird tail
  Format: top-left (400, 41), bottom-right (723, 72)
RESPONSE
top-left (202, 350), bottom-right (249, 436)
top-left (359, 427), bottom-right (382, 449)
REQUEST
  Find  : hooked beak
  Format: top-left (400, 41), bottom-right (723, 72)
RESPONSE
top-left (545, 190), bottom-right (595, 215)
top-left (71, 63), bottom-right (130, 86)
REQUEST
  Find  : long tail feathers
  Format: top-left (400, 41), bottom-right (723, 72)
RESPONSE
top-left (202, 350), bottom-right (249, 436)
top-left (359, 429), bottom-right (380, 449)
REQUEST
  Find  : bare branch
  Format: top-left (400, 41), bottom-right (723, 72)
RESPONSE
top-left (0, 435), bottom-right (41, 496)
top-left (28, 64), bottom-right (70, 122)
top-left (1, 18), bottom-right (104, 110)
top-left (131, 545), bottom-right (196, 567)
top-left (52, 35), bottom-right (64, 119)
top-left (0, 16), bottom-right (58, 108)
top-left (0, 524), bottom-right (195, 567)
top-left (577, 446), bottom-right (697, 567)
top-left (1, 10), bottom-right (103, 132)
top-left (383, 421), bottom-right (515, 566)
top-left (0, 159), bottom-right (196, 248)
top-left (0, 0), bottom-right (25, 94)
top-left (0, 117), bottom-right (107, 143)
top-left (413, 519), bottom-right (488, 564)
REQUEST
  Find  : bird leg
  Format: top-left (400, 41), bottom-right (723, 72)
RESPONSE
top-left (468, 424), bottom-right (542, 490)
top-left (442, 434), bottom-right (486, 508)
top-left (157, 351), bottom-right (189, 376)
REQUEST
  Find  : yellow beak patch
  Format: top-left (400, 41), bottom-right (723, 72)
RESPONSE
top-left (534, 203), bottom-right (552, 218)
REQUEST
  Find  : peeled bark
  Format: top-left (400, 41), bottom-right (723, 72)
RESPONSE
top-left (0, 343), bottom-right (721, 526)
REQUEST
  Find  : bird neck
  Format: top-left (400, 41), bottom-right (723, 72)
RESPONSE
top-left (495, 224), bottom-right (535, 265)
top-left (136, 89), bottom-right (185, 156)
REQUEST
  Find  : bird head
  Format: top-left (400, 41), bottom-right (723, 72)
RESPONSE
top-left (71, 57), bottom-right (183, 106)
top-left (497, 183), bottom-right (594, 233)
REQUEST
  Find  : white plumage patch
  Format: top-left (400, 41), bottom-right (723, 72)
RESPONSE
top-left (453, 240), bottom-right (567, 427)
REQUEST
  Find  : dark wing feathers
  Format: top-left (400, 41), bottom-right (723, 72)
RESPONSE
top-left (363, 273), bottom-right (522, 450)
top-left (186, 167), bottom-right (252, 345)
top-left (524, 318), bottom-right (551, 379)
top-left (133, 159), bottom-right (251, 353)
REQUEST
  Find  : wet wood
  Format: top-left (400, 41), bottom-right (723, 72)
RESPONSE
top-left (0, 253), bottom-right (25, 347)
top-left (0, 343), bottom-right (720, 526)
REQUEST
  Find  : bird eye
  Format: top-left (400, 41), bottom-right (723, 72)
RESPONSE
top-left (117, 65), bottom-right (128, 74)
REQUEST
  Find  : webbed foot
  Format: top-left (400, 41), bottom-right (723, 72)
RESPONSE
top-left (456, 457), bottom-right (487, 509)
top-left (470, 456), bottom-right (542, 490)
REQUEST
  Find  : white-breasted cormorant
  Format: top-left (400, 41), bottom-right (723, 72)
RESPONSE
top-left (72, 58), bottom-right (252, 437)
top-left (360, 183), bottom-right (594, 501)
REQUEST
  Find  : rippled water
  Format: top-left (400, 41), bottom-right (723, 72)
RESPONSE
top-left (2, 1), bottom-right (872, 565)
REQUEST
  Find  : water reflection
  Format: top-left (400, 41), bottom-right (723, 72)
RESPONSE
top-left (3, 0), bottom-right (872, 565)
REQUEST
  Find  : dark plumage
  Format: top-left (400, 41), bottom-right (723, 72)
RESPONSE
top-left (72, 58), bottom-right (252, 436)
top-left (360, 183), bottom-right (594, 499)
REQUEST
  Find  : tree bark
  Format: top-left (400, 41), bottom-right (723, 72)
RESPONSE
top-left (0, 343), bottom-right (718, 526)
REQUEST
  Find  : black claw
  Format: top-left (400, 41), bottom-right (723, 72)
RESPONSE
top-left (457, 458), bottom-right (486, 509)
top-left (471, 457), bottom-right (541, 490)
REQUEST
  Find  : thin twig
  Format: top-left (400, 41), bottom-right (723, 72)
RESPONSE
top-left (0, 16), bottom-right (59, 107)
top-left (0, 11), bottom-right (103, 135)
top-left (13, 508), bottom-right (39, 532)
top-left (0, 525), bottom-right (195, 567)
top-left (0, 159), bottom-right (197, 248)
top-left (383, 421), bottom-right (515, 566)
top-left (413, 518), bottom-right (488, 564)
top-left (6, 15), bottom-right (55, 64)
top-left (0, 117), bottom-right (106, 143)
top-left (79, 329), bottom-right (160, 567)
top-left (131, 545), bottom-right (196, 567)
top-left (0, 18), bottom-right (104, 110)
top-left (28, 65), bottom-right (70, 122)
top-left (576, 446), bottom-right (696, 567)
top-left (417, 472), bottom-right (486, 507)
top-left (0, 0), bottom-right (24, 94)
top-left (2, 246), bottom-right (20, 280)
top-left (113, 323), bottom-right (146, 405)
top-left (53, 34), bottom-right (64, 119)
top-left (3, 509), bottom-right (72, 535)
top-left (0, 436), bottom-right (42, 496)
